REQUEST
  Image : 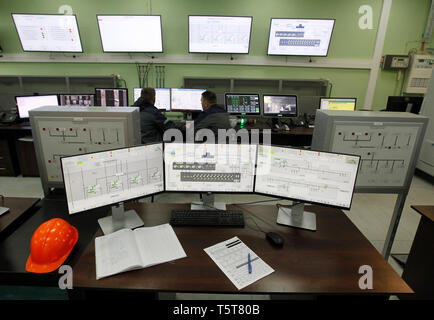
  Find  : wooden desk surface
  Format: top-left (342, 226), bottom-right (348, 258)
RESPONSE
top-left (411, 205), bottom-right (434, 223)
top-left (0, 197), bottom-right (40, 234)
top-left (0, 124), bottom-right (32, 131)
top-left (73, 203), bottom-right (412, 296)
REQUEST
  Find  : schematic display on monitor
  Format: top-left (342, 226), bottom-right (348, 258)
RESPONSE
top-left (133, 88), bottom-right (171, 111)
top-left (12, 14), bottom-right (83, 52)
top-left (171, 89), bottom-right (205, 111)
top-left (255, 145), bottom-right (360, 209)
top-left (61, 143), bottom-right (164, 214)
top-left (97, 15), bottom-right (163, 52)
top-left (225, 93), bottom-right (260, 114)
top-left (95, 88), bottom-right (128, 107)
top-left (320, 98), bottom-right (356, 111)
top-left (263, 94), bottom-right (297, 117)
top-left (164, 143), bottom-right (257, 193)
top-left (16, 95), bottom-right (59, 119)
top-left (268, 18), bottom-right (335, 56)
top-left (59, 94), bottom-right (95, 106)
top-left (189, 16), bottom-right (252, 54)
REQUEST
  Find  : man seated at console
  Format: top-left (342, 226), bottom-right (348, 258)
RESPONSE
top-left (134, 88), bottom-right (181, 144)
top-left (193, 90), bottom-right (230, 136)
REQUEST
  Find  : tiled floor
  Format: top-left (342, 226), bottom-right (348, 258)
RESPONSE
top-left (1, 173), bottom-right (432, 300)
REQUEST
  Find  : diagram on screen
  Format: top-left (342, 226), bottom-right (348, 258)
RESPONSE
top-left (255, 146), bottom-right (359, 208)
top-left (165, 143), bottom-right (257, 192)
top-left (63, 144), bottom-right (163, 213)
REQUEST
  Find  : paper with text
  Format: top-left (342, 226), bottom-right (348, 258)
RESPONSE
top-left (204, 237), bottom-right (274, 290)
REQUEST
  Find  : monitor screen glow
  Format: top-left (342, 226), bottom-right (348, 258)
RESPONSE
top-left (97, 15), bottom-right (163, 52)
top-left (61, 143), bottom-right (164, 214)
top-left (263, 94), bottom-right (297, 117)
top-left (133, 88), bottom-right (171, 111)
top-left (16, 95), bottom-right (59, 118)
top-left (255, 145), bottom-right (360, 209)
top-left (320, 98), bottom-right (356, 111)
top-left (189, 16), bottom-right (252, 54)
top-left (170, 89), bottom-right (205, 111)
top-left (267, 18), bottom-right (335, 56)
top-left (12, 14), bottom-right (83, 52)
top-left (164, 143), bottom-right (257, 193)
top-left (225, 93), bottom-right (260, 115)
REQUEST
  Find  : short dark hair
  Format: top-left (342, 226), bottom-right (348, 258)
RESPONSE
top-left (201, 90), bottom-right (217, 105)
top-left (141, 88), bottom-right (156, 104)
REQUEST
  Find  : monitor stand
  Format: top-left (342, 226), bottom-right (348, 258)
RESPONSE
top-left (98, 202), bottom-right (144, 235)
top-left (191, 192), bottom-right (226, 211)
top-left (276, 202), bottom-right (316, 231)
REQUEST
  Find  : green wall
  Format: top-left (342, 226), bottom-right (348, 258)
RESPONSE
top-left (0, 0), bottom-right (431, 110)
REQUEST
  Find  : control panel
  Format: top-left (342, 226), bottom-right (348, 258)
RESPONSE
top-left (382, 55), bottom-right (410, 70)
top-left (403, 54), bottom-right (434, 94)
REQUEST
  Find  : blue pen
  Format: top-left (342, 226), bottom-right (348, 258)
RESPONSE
top-left (248, 253), bottom-right (252, 274)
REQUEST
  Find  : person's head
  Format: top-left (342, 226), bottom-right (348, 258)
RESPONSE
top-left (201, 90), bottom-right (217, 110)
top-left (141, 88), bottom-right (156, 105)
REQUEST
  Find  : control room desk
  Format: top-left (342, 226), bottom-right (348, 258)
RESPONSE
top-left (72, 202), bottom-right (412, 298)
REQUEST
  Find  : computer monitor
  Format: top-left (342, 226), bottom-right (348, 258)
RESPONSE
top-left (267, 18), bottom-right (335, 56)
top-left (133, 88), bottom-right (171, 111)
top-left (262, 94), bottom-right (297, 117)
top-left (320, 98), bottom-right (356, 111)
top-left (386, 96), bottom-right (423, 114)
top-left (188, 15), bottom-right (252, 54)
top-left (170, 88), bottom-right (205, 111)
top-left (224, 93), bottom-right (261, 115)
top-left (164, 143), bottom-right (257, 209)
top-left (96, 15), bottom-right (163, 52)
top-left (95, 88), bottom-right (128, 107)
top-left (255, 145), bottom-right (360, 230)
top-left (59, 94), bottom-right (95, 106)
top-left (16, 95), bottom-right (59, 119)
top-left (12, 14), bottom-right (83, 52)
top-left (61, 143), bottom-right (164, 234)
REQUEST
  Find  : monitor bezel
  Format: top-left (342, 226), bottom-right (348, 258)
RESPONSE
top-left (133, 87), bottom-right (171, 111)
top-left (266, 17), bottom-right (336, 57)
top-left (224, 92), bottom-right (261, 116)
top-left (11, 13), bottom-right (84, 53)
top-left (15, 94), bottom-right (60, 119)
top-left (163, 142), bottom-right (259, 194)
top-left (58, 93), bottom-right (96, 106)
top-left (94, 88), bottom-right (129, 106)
top-left (60, 142), bottom-right (165, 215)
top-left (169, 88), bottom-right (206, 112)
top-left (253, 145), bottom-right (361, 211)
top-left (188, 15), bottom-right (253, 54)
top-left (261, 93), bottom-right (298, 118)
top-left (319, 97), bottom-right (357, 111)
top-left (96, 14), bottom-right (164, 53)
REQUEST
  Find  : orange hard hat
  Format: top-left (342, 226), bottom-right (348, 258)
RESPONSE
top-left (26, 218), bottom-right (78, 273)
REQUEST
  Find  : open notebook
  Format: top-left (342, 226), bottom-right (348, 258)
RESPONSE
top-left (95, 223), bottom-right (186, 280)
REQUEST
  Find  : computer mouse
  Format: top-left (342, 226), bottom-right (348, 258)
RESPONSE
top-left (266, 232), bottom-right (284, 247)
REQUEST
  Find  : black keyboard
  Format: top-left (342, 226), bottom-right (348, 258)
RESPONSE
top-left (170, 209), bottom-right (244, 227)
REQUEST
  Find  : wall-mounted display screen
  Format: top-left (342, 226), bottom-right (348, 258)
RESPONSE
top-left (12, 14), bottom-right (83, 52)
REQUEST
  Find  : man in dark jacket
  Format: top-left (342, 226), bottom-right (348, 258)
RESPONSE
top-left (134, 88), bottom-right (180, 144)
top-left (193, 90), bottom-right (230, 136)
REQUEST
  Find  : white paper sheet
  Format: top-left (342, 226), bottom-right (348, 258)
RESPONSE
top-left (204, 237), bottom-right (274, 290)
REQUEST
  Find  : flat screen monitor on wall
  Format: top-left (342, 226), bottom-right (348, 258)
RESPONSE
top-left (97, 15), bottom-right (163, 52)
top-left (12, 14), bottom-right (83, 52)
top-left (189, 16), bottom-right (252, 54)
top-left (267, 18), bottom-right (335, 56)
